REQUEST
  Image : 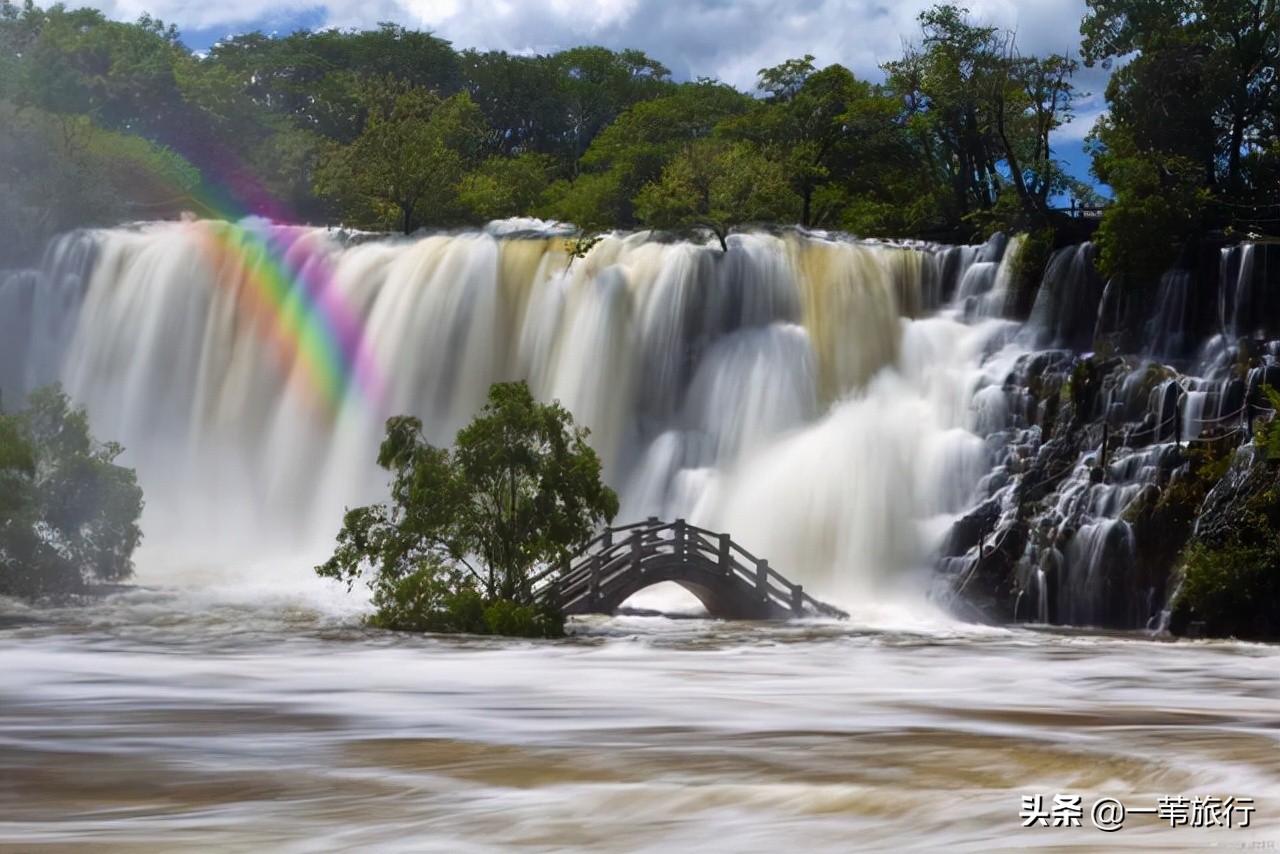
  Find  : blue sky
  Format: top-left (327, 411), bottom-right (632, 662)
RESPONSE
top-left (83, 0), bottom-right (1111, 193)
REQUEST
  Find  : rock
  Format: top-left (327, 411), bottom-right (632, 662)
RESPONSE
top-left (939, 498), bottom-right (1000, 557)
top-left (1194, 446), bottom-right (1276, 545)
top-left (944, 520), bottom-right (1029, 624)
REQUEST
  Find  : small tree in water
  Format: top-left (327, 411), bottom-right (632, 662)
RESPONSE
top-left (317, 381), bottom-right (619, 637)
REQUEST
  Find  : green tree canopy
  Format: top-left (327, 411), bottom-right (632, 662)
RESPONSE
top-left (727, 57), bottom-right (874, 226)
top-left (632, 138), bottom-right (802, 248)
top-left (314, 80), bottom-right (486, 233)
top-left (548, 80), bottom-right (752, 228)
top-left (0, 386), bottom-right (144, 600)
top-left (0, 1), bottom-right (1108, 254)
top-left (317, 381), bottom-right (618, 636)
top-left (206, 24), bottom-right (463, 144)
top-left (458, 152), bottom-right (556, 222)
top-left (1082, 0), bottom-right (1278, 271)
top-left (884, 4), bottom-right (1078, 231)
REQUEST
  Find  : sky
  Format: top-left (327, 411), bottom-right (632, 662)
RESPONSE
top-left (80, 0), bottom-right (1111, 191)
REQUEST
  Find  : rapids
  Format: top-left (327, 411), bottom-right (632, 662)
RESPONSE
top-left (0, 595), bottom-right (1276, 850)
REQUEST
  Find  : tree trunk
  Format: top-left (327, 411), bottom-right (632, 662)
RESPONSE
top-left (714, 226), bottom-right (728, 252)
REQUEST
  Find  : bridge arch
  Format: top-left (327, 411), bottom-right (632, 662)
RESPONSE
top-left (591, 554), bottom-right (778, 619)
top-left (533, 519), bottom-right (846, 621)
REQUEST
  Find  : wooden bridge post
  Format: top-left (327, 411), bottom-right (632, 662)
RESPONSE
top-left (589, 554), bottom-right (601, 607)
top-left (630, 530), bottom-right (643, 573)
top-left (644, 517), bottom-right (660, 546)
top-left (756, 559), bottom-right (768, 597)
top-left (603, 528), bottom-right (613, 548)
top-left (550, 557), bottom-right (567, 606)
top-left (791, 584), bottom-right (804, 616)
top-left (674, 518), bottom-right (686, 560)
top-left (718, 534), bottom-right (730, 574)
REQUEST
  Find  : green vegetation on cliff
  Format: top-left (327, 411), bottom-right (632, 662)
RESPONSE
top-left (1170, 456), bottom-right (1280, 640)
top-left (1165, 389), bottom-right (1280, 639)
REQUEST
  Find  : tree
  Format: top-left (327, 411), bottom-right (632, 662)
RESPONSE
top-left (206, 24), bottom-right (463, 144)
top-left (314, 81), bottom-right (485, 233)
top-left (1082, 0), bottom-right (1279, 251)
top-left (551, 80), bottom-right (752, 227)
top-left (317, 381), bottom-right (619, 636)
top-left (549, 46), bottom-right (674, 171)
top-left (729, 58), bottom-right (869, 226)
top-left (1088, 112), bottom-right (1212, 281)
top-left (459, 49), bottom-right (565, 158)
top-left (632, 138), bottom-right (801, 249)
top-left (458, 152), bottom-right (555, 222)
top-left (884, 4), bottom-right (1078, 232)
top-left (0, 386), bottom-right (144, 600)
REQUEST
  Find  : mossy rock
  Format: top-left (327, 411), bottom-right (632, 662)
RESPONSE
top-left (1169, 458), bottom-right (1280, 640)
top-left (1169, 538), bottom-right (1280, 640)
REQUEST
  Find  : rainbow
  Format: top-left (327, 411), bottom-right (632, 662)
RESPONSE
top-left (118, 125), bottom-right (387, 420)
top-left (190, 218), bottom-right (386, 418)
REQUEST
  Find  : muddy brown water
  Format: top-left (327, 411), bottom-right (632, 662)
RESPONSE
top-left (1, 588), bottom-right (1277, 852)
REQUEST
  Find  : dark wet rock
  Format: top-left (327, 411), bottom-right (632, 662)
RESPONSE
top-left (943, 521), bottom-right (1028, 625)
top-left (940, 498), bottom-right (1001, 558)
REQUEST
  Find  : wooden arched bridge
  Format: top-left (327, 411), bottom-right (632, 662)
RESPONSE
top-left (531, 518), bottom-right (847, 620)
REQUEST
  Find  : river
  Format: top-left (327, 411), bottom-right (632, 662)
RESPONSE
top-left (2, 578), bottom-right (1276, 852)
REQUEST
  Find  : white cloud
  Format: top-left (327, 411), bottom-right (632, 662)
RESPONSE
top-left (83, 0), bottom-right (1097, 90)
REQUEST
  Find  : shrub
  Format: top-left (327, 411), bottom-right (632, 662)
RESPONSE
top-left (1256, 385), bottom-right (1280, 460)
top-left (1172, 539), bottom-right (1280, 639)
top-left (483, 598), bottom-right (563, 639)
top-left (1171, 475), bottom-right (1280, 640)
top-left (367, 561), bottom-right (487, 634)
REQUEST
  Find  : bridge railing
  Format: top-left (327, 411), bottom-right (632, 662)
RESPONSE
top-left (531, 518), bottom-right (845, 618)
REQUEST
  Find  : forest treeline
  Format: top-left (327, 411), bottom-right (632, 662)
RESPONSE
top-left (0, 0), bottom-right (1276, 280)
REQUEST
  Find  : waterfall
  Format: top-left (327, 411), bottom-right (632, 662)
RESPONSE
top-left (0, 231), bottom-right (98, 402)
top-left (0, 220), bottom-right (1014, 604)
top-left (1026, 242), bottom-right (1105, 349)
top-left (1145, 269), bottom-right (1194, 359)
top-left (1219, 243), bottom-right (1256, 338)
top-left (10, 219), bottom-right (1272, 622)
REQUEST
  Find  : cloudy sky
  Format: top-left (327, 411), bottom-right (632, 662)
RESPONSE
top-left (82, 0), bottom-right (1110, 186)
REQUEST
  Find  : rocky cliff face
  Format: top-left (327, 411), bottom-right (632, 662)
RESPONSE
top-left (934, 237), bottom-right (1280, 639)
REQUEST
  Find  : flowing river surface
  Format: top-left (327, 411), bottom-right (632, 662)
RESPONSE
top-left (2, 578), bottom-right (1277, 852)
